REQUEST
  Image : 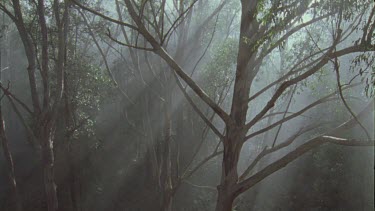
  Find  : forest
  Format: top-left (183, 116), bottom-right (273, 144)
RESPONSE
top-left (0, 0), bottom-right (374, 211)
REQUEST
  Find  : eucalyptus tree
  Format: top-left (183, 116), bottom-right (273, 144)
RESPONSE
top-left (0, 15), bottom-right (22, 211)
top-left (77, 1), bottom-right (234, 210)
top-left (0, 1), bottom-right (70, 211)
top-left (74, 0), bottom-right (375, 210)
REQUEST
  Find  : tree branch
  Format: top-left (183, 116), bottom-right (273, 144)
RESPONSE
top-left (162, 0), bottom-right (199, 44)
top-left (123, 0), bottom-right (232, 125)
top-left (181, 150), bottom-right (223, 180)
top-left (105, 28), bottom-right (154, 51)
top-left (71, 0), bottom-right (138, 31)
top-left (0, 82), bottom-right (33, 115)
top-left (333, 58), bottom-right (371, 139)
top-left (245, 33), bottom-right (375, 132)
top-left (235, 135), bottom-right (374, 195)
top-left (239, 123), bottom-right (323, 181)
top-left (171, 69), bottom-right (223, 139)
top-left (79, 10), bottom-right (136, 105)
top-left (0, 4), bottom-right (17, 22)
top-left (245, 82), bottom-right (361, 141)
top-left (235, 101), bottom-right (374, 195)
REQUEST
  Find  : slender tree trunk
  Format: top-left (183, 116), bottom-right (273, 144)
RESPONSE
top-left (0, 28), bottom-right (22, 211)
top-left (41, 127), bottom-right (58, 211)
top-left (0, 109), bottom-right (22, 211)
top-left (161, 190), bottom-right (173, 211)
top-left (42, 151), bottom-right (58, 211)
top-left (161, 93), bottom-right (173, 211)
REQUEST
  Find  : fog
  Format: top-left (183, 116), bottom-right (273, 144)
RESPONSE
top-left (0, 0), bottom-right (374, 211)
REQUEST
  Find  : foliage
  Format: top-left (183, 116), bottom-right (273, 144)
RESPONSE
top-left (65, 51), bottom-right (116, 138)
top-left (201, 38), bottom-right (237, 98)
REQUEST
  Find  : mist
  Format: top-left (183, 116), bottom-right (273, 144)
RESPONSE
top-left (0, 0), bottom-right (374, 211)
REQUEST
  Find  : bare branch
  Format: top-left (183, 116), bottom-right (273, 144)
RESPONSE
top-left (3, 94), bottom-right (38, 148)
top-left (181, 150), bottom-right (223, 180)
top-left (181, 84), bottom-right (229, 178)
top-left (245, 32), bottom-right (375, 132)
top-left (271, 85), bottom-right (297, 147)
top-left (248, 47), bottom-right (329, 102)
top-left (171, 69), bottom-right (223, 139)
top-left (71, 0), bottom-right (138, 31)
top-left (0, 82), bottom-right (33, 115)
top-left (106, 29), bottom-right (154, 51)
top-left (80, 10), bottom-right (139, 105)
top-left (235, 135), bottom-right (374, 195)
top-left (0, 3), bottom-right (17, 22)
top-left (189, 14), bottom-right (219, 78)
top-left (236, 101), bottom-right (374, 195)
top-left (258, 13), bottom-right (332, 61)
top-left (333, 59), bottom-right (371, 139)
top-left (182, 180), bottom-right (217, 191)
top-left (162, 0), bottom-right (199, 44)
top-left (260, 111), bottom-right (310, 120)
top-left (239, 123), bottom-right (323, 181)
top-left (123, 0), bottom-right (232, 125)
top-left (245, 82), bottom-right (361, 141)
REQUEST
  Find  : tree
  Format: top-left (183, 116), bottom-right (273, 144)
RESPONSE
top-left (0, 18), bottom-right (22, 210)
top-left (77, 1), bottom-right (233, 210)
top-left (74, 0), bottom-right (374, 210)
top-left (0, 1), bottom-right (70, 210)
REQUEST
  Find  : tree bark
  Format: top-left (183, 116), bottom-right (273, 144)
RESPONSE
top-left (160, 91), bottom-right (174, 211)
top-left (0, 108), bottom-right (22, 211)
top-left (41, 125), bottom-right (58, 211)
top-left (215, 126), bottom-right (246, 211)
top-left (213, 3), bottom-right (260, 209)
top-left (160, 191), bottom-right (173, 211)
top-left (215, 186), bottom-right (235, 211)
top-left (11, 0), bottom-right (41, 114)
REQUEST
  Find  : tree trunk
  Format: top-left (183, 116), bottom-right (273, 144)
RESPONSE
top-left (160, 94), bottom-right (174, 211)
top-left (214, 2), bottom-right (260, 210)
top-left (0, 24), bottom-right (22, 211)
top-left (161, 191), bottom-right (173, 211)
top-left (215, 186), bottom-right (235, 211)
top-left (215, 126), bottom-right (246, 211)
top-left (41, 129), bottom-right (58, 211)
top-left (44, 167), bottom-right (58, 211)
top-left (0, 111), bottom-right (23, 211)
top-left (43, 150), bottom-right (58, 211)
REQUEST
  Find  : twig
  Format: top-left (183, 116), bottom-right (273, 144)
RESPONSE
top-left (333, 58), bottom-right (371, 140)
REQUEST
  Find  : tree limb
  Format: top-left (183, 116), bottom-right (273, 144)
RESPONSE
top-left (235, 101), bottom-right (374, 195)
top-left (122, 0), bottom-right (232, 125)
top-left (71, 0), bottom-right (138, 31)
top-left (245, 82), bottom-right (361, 141)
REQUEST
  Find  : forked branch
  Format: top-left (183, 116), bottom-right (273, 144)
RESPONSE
top-left (236, 101), bottom-right (374, 195)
